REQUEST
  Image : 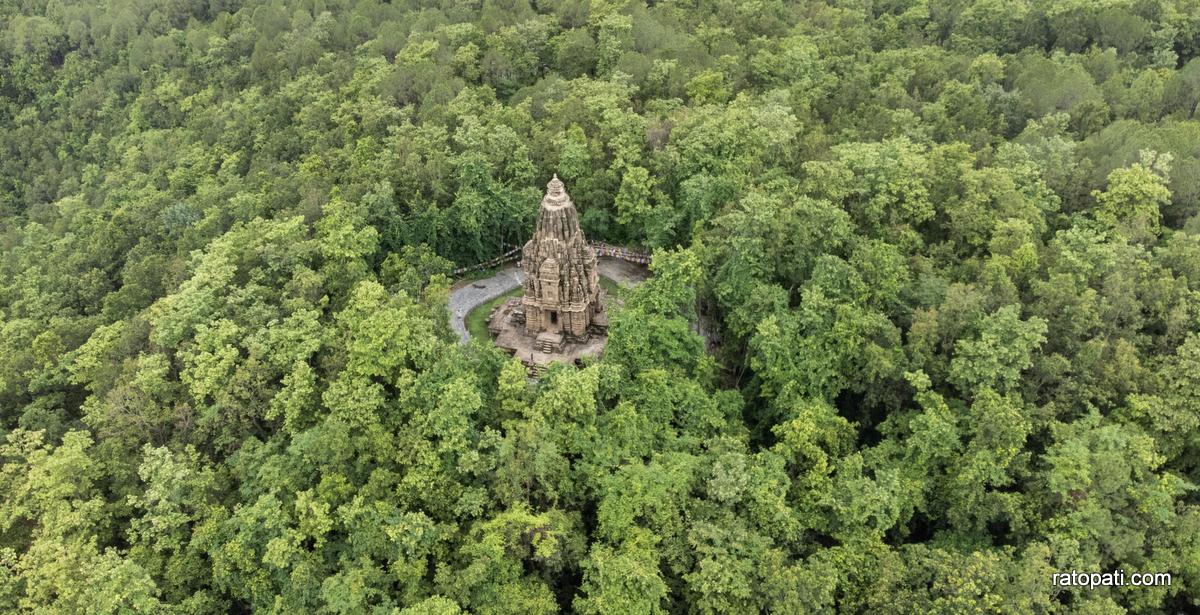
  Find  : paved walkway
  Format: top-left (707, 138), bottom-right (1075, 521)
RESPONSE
top-left (449, 265), bottom-right (525, 343)
top-left (597, 257), bottom-right (650, 285)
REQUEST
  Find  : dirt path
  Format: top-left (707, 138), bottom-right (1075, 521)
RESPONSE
top-left (448, 257), bottom-right (650, 344)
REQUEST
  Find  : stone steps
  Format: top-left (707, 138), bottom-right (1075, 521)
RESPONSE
top-left (534, 332), bottom-right (564, 353)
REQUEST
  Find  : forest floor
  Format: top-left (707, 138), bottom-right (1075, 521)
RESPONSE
top-left (450, 257), bottom-right (650, 344)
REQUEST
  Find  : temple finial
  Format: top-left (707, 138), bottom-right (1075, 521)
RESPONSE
top-left (547, 173), bottom-right (565, 196)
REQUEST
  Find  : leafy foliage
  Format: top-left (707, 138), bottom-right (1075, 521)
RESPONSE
top-left (3, 0), bottom-right (1200, 612)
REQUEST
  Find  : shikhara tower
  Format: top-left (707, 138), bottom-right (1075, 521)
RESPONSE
top-left (520, 175), bottom-right (605, 340)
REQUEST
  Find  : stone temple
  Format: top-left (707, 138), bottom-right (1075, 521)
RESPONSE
top-left (488, 175), bottom-right (608, 373)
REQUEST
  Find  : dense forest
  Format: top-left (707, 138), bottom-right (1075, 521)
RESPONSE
top-left (3, 0), bottom-right (1200, 612)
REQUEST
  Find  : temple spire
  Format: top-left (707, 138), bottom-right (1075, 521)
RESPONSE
top-left (535, 172), bottom-right (581, 239)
